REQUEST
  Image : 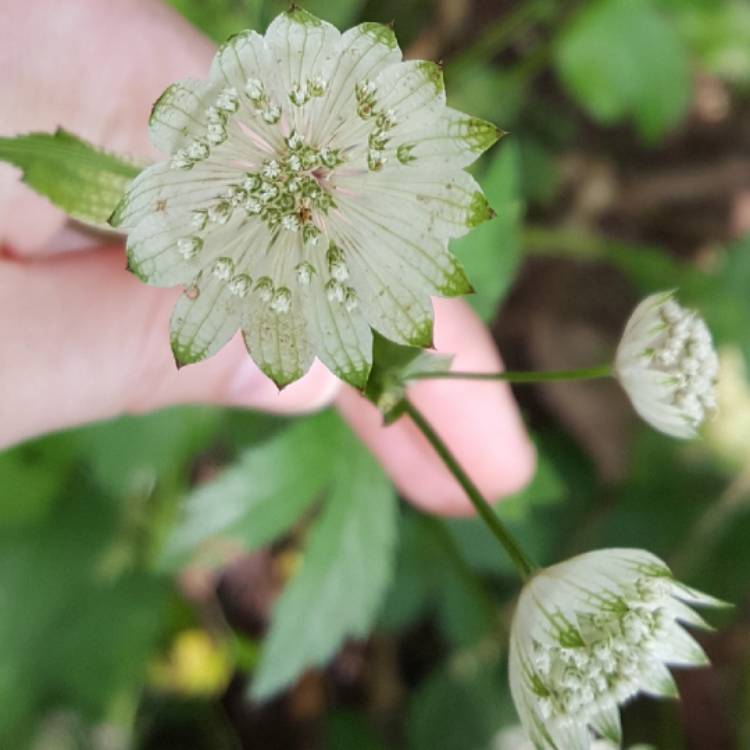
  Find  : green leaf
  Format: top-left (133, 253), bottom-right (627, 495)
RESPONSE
top-left (250, 416), bottom-right (397, 700)
top-left (0, 481), bottom-right (167, 739)
top-left (159, 411), bottom-right (341, 570)
top-left (0, 128), bottom-right (140, 227)
top-left (408, 660), bottom-right (509, 750)
top-left (380, 514), bottom-right (495, 648)
top-left (275, 0), bottom-right (366, 27)
top-left (450, 141), bottom-right (523, 321)
top-left (446, 66), bottom-right (526, 127)
top-left (688, 236), bottom-right (750, 371)
top-left (170, 0), bottom-right (263, 41)
top-left (71, 406), bottom-right (221, 497)
top-left (555, 0), bottom-right (691, 141)
top-left (677, 0), bottom-right (750, 86)
top-left (167, 0), bottom-right (365, 41)
top-left (0, 435), bottom-right (73, 527)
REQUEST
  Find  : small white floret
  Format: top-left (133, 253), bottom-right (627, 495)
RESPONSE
top-left (615, 291), bottom-right (719, 438)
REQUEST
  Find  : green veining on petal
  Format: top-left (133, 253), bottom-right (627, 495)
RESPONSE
top-left (466, 191), bottom-right (496, 228)
top-left (109, 194), bottom-right (129, 228)
top-left (339, 361), bottom-right (373, 390)
top-left (465, 117), bottom-right (505, 154)
top-left (359, 22), bottom-right (398, 49)
top-left (171, 335), bottom-right (208, 367)
top-left (149, 84), bottom-right (191, 137)
top-left (285, 5), bottom-right (322, 26)
top-left (257, 358), bottom-right (305, 388)
top-left (417, 61), bottom-right (445, 95)
top-left (406, 318), bottom-right (434, 348)
top-left (437, 256), bottom-right (474, 297)
top-left (125, 248), bottom-right (149, 282)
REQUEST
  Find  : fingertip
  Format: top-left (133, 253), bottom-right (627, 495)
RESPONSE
top-left (336, 385), bottom-right (535, 517)
top-left (0, 171), bottom-right (67, 256)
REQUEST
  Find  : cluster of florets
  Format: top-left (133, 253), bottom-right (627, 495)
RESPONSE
top-left (615, 291), bottom-right (719, 438)
top-left (169, 86), bottom-right (242, 170)
top-left (646, 298), bottom-right (718, 422)
top-left (225, 133), bottom-right (343, 237)
top-left (510, 549), bottom-right (719, 749)
top-left (175, 127), bottom-right (345, 255)
top-left (529, 577), bottom-right (672, 725)
top-left (355, 79), bottom-right (405, 171)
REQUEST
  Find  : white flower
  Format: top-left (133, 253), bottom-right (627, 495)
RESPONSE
top-left (493, 725), bottom-right (653, 750)
top-left (111, 8), bottom-right (501, 387)
top-left (615, 291), bottom-right (719, 438)
top-left (509, 548), bottom-right (723, 750)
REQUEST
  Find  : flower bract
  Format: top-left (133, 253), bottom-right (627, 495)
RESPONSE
top-left (509, 548), bottom-right (723, 750)
top-left (111, 7), bottom-right (501, 387)
top-left (615, 291), bottom-right (718, 438)
top-left (493, 725), bottom-right (652, 750)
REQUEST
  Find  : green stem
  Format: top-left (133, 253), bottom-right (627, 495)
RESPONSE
top-left (402, 398), bottom-right (536, 581)
top-left (407, 363), bottom-right (613, 384)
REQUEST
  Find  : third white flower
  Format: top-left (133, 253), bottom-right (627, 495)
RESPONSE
top-left (509, 548), bottom-right (723, 749)
top-left (615, 291), bottom-right (718, 438)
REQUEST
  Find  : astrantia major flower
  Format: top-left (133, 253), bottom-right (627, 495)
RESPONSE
top-left (493, 725), bottom-right (651, 750)
top-left (615, 291), bottom-right (718, 438)
top-left (509, 548), bottom-right (722, 750)
top-left (111, 8), bottom-right (501, 387)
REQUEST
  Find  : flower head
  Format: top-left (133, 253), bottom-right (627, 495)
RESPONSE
top-left (615, 291), bottom-right (718, 438)
top-left (111, 8), bottom-right (501, 387)
top-left (509, 548), bottom-right (722, 750)
top-left (493, 725), bottom-right (649, 750)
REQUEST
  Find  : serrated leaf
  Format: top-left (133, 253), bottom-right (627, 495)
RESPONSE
top-left (0, 129), bottom-right (141, 228)
top-left (555, 0), bottom-right (690, 141)
top-left (450, 141), bottom-right (523, 321)
top-left (250, 419), bottom-right (397, 700)
top-left (158, 411), bottom-right (341, 570)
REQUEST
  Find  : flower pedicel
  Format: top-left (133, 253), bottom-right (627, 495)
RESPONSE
top-left (111, 8), bottom-right (501, 387)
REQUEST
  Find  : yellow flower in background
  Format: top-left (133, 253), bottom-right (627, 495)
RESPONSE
top-left (149, 629), bottom-right (232, 697)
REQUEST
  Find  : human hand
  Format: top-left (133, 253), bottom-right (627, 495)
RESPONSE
top-left (0, 0), bottom-right (534, 514)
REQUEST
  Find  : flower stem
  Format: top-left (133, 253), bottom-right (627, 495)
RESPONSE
top-left (407, 363), bottom-right (613, 384)
top-left (402, 398), bottom-right (536, 581)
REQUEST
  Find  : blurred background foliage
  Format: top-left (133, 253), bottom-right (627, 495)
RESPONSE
top-left (4, 0), bottom-right (750, 747)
